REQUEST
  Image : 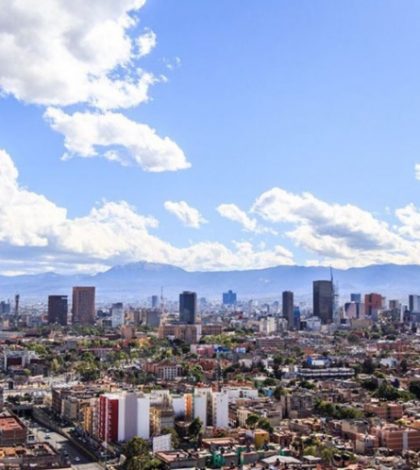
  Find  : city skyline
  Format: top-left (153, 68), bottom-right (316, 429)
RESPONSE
top-left (2, 1), bottom-right (420, 275)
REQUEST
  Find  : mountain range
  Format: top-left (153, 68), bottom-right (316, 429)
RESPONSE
top-left (0, 262), bottom-right (419, 303)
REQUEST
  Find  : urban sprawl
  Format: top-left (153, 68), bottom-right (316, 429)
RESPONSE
top-left (0, 280), bottom-right (420, 469)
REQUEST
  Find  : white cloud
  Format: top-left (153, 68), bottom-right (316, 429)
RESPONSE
top-left (252, 186), bottom-right (420, 268)
top-left (0, 0), bottom-right (157, 110)
top-left (137, 29), bottom-right (157, 57)
top-left (44, 108), bottom-right (190, 172)
top-left (164, 201), bottom-right (207, 228)
top-left (0, 150), bottom-right (294, 273)
top-left (217, 203), bottom-right (275, 234)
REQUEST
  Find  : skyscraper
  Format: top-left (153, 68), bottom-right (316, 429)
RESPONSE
top-left (409, 295), bottom-right (420, 314)
top-left (364, 293), bottom-right (383, 317)
top-left (313, 280), bottom-right (334, 324)
top-left (282, 290), bottom-right (294, 330)
top-left (111, 302), bottom-right (124, 328)
top-left (72, 286), bottom-right (96, 325)
top-left (48, 295), bottom-right (68, 326)
top-left (222, 290), bottom-right (237, 305)
top-left (151, 295), bottom-right (159, 309)
top-left (179, 291), bottom-right (197, 324)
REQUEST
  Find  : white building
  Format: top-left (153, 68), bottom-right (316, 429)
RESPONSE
top-left (111, 303), bottom-right (124, 328)
top-left (193, 389), bottom-right (210, 428)
top-left (137, 394), bottom-right (150, 439)
top-left (259, 316), bottom-right (277, 335)
top-left (211, 390), bottom-right (229, 429)
top-left (223, 386), bottom-right (259, 403)
top-left (171, 394), bottom-right (185, 418)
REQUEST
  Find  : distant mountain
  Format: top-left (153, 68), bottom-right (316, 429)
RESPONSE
top-left (0, 262), bottom-right (419, 302)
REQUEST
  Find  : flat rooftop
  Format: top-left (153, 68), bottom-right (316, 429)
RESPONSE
top-left (0, 417), bottom-right (24, 432)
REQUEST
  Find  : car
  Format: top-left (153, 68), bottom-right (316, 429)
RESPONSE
top-left (45, 434), bottom-right (50, 439)
top-left (74, 457), bottom-right (80, 462)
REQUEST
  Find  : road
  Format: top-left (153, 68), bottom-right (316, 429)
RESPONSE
top-left (25, 418), bottom-right (102, 470)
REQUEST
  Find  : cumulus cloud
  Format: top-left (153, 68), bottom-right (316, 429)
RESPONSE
top-left (44, 108), bottom-right (191, 172)
top-left (252, 186), bottom-right (420, 268)
top-left (164, 201), bottom-right (207, 228)
top-left (217, 203), bottom-right (275, 234)
top-left (0, 150), bottom-right (294, 273)
top-left (0, 0), bottom-right (155, 109)
top-left (0, 1), bottom-right (190, 173)
top-left (137, 29), bottom-right (157, 56)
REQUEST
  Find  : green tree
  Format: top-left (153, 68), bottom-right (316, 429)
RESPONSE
top-left (245, 414), bottom-right (260, 429)
top-left (123, 436), bottom-right (150, 461)
top-left (409, 380), bottom-right (420, 399)
top-left (188, 418), bottom-right (202, 441)
top-left (257, 417), bottom-right (273, 433)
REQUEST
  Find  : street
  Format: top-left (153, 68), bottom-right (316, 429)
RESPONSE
top-left (25, 417), bottom-right (102, 470)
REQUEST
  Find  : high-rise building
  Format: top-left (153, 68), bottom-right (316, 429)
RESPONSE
top-left (365, 293), bottom-right (383, 317)
top-left (222, 290), bottom-right (237, 306)
top-left (98, 393), bottom-right (119, 443)
top-left (282, 291), bottom-right (294, 330)
top-left (72, 287), bottom-right (96, 325)
top-left (151, 295), bottom-right (159, 309)
top-left (211, 390), bottom-right (229, 429)
top-left (409, 295), bottom-right (420, 314)
top-left (344, 302), bottom-right (365, 320)
top-left (48, 295), bottom-right (68, 326)
top-left (98, 392), bottom-right (150, 443)
top-left (293, 306), bottom-right (301, 330)
top-left (146, 309), bottom-right (161, 328)
top-left (313, 280), bottom-right (334, 324)
top-left (0, 301), bottom-right (11, 315)
top-left (350, 293), bottom-right (362, 303)
top-left (111, 302), bottom-right (124, 328)
top-left (179, 291), bottom-right (197, 324)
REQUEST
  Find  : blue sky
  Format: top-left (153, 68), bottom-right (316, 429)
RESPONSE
top-left (1, 0), bottom-right (420, 274)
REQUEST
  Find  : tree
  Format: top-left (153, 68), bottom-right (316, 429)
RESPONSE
top-left (273, 386), bottom-right (286, 401)
top-left (361, 357), bottom-right (375, 374)
top-left (361, 377), bottom-right (379, 391)
top-left (245, 414), bottom-right (260, 429)
top-left (409, 380), bottom-right (420, 399)
top-left (188, 418), bottom-right (202, 442)
top-left (123, 436), bottom-right (150, 461)
top-left (400, 359), bottom-right (408, 374)
top-left (257, 417), bottom-right (273, 433)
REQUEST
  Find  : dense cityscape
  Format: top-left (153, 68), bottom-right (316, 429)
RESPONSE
top-left (0, 278), bottom-right (419, 469)
top-left (3, 0), bottom-right (420, 469)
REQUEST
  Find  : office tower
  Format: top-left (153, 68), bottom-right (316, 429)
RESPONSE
top-left (389, 300), bottom-right (400, 311)
top-left (222, 290), bottom-right (237, 306)
top-left (282, 291), bottom-right (294, 329)
top-left (179, 291), bottom-right (197, 324)
top-left (0, 301), bottom-right (10, 315)
top-left (350, 293), bottom-right (362, 303)
top-left (48, 295), bottom-right (68, 326)
top-left (365, 293), bottom-right (383, 317)
top-left (111, 302), bottom-right (124, 328)
top-left (151, 295), bottom-right (159, 309)
top-left (313, 280), bottom-right (334, 324)
top-left (14, 294), bottom-right (19, 316)
top-left (293, 306), bottom-right (301, 330)
top-left (409, 295), bottom-right (420, 313)
top-left (344, 302), bottom-right (365, 320)
top-left (72, 286), bottom-right (96, 325)
top-left (146, 309), bottom-right (161, 328)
